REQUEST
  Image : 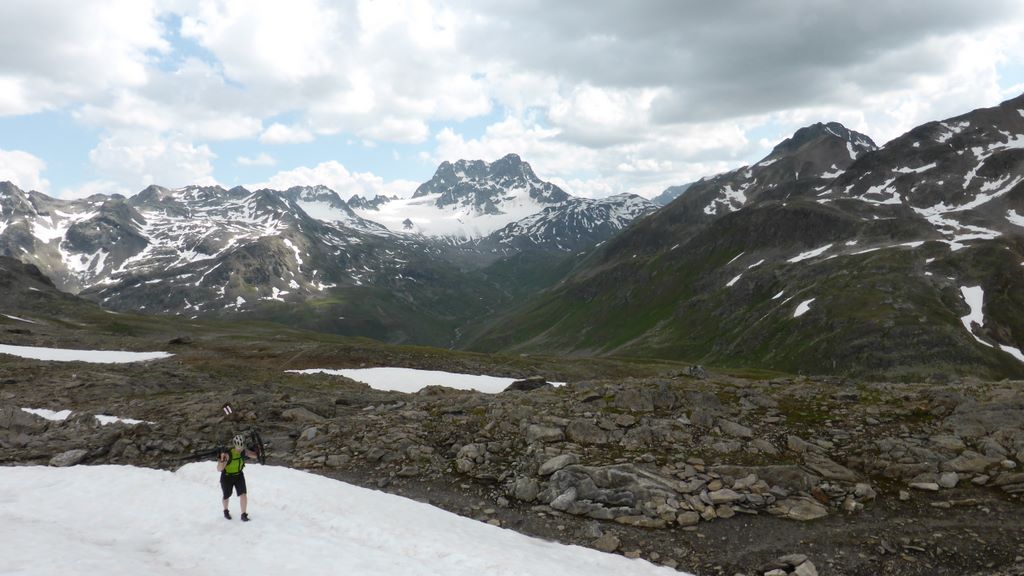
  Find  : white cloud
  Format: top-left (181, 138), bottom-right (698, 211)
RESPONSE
top-left (432, 114), bottom-right (755, 198)
top-left (252, 161), bottom-right (417, 199)
top-left (0, 149), bottom-right (50, 192)
top-left (260, 123), bottom-right (315, 144)
top-left (73, 59), bottom-right (264, 141)
top-left (0, 0), bottom-right (168, 115)
top-left (180, 0), bottom-right (343, 87)
top-left (236, 153), bottom-right (276, 167)
top-left (547, 84), bottom-right (665, 147)
top-left (176, 0), bottom-right (490, 146)
top-left (89, 131), bottom-right (218, 192)
top-left (2, 1), bottom-right (1024, 198)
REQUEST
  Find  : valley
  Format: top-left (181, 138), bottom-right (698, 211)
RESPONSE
top-left (3, 94), bottom-right (1024, 575)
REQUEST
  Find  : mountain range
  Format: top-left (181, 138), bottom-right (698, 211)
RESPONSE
top-left (0, 155), bottom-right (654, 345)
top-left (3, 95), bottom-right (1023, 378)
top-left (465, 96), bottom-right (1024, 380)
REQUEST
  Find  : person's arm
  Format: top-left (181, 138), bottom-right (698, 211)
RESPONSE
top-left (217, 451), bottom-right (228, 472)
top-left (245, 448), bottom-right (259, 460)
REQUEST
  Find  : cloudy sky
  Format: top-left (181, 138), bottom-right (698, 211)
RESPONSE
top-left (1, 0), bottom-right (1023, 201)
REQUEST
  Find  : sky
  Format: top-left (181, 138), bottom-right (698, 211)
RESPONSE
top-left (1, 463), bottom-right (686, 575)
top-left (0, 0), bottom-right (1022, 201)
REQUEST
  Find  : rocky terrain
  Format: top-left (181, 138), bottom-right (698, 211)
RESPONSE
top-left (2, 320), bottom-right (1023, 575)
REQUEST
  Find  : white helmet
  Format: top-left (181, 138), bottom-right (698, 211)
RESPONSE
top-left (232, 434), bottom-right (245, 449)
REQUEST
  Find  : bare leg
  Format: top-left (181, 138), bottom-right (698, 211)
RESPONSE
top-left (223, 498), bottom-right (229, 511)
top-left (240, 494), bottom-right (247, 514)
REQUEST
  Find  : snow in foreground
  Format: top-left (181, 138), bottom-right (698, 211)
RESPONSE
top-left (0, 343), bottom-right (172, 363)
top-left (0, 464), bottom-right (685, 576)
top-left (287, 367), bottom-right (565, 394)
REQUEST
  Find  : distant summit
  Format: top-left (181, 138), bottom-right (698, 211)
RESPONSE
top-left (651, 183), bottom-right (692, 206)
top-left (413, 153), bottom-right (570, 210)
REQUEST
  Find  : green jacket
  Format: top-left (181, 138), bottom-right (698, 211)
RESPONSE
top-left (224, 448), bottom-right (245, 475)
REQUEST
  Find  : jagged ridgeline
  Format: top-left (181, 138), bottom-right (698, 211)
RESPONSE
top-left (0, 155), bottom-right (655, 346)
top-left (465, 95), bottom-right (1024, 380)
top-left (3, 95), bottom-right (1024, 378)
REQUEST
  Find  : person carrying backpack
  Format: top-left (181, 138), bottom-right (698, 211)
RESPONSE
top-left (218, 434), bottom-right (258, 521)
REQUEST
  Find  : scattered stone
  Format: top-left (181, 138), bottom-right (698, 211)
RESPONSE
top-left (504, 377), bottom-right (550, 392)
top-left (853, 483), bottom-right (876, 500)
top-left (551, 488), bottom-right (578, 511)
top-left (592, 533), bottom-right (620, 553)
top-left (676, 511), bottom-right (700, 526)
top-left (709, 488), bottom-right (743, 504)
top-left (937, 472), bottom-right (959, 489)
top-left (539, 453), bottom-right (579, 476)
top-left (526, 424), bottom-right (564, 444)
top-left (770, 497), bottom-right (828, 521)
top-left (49, 449), bottom-right (88, 467)
top-left (513, 477), bottom-right (540, 502)
top-left (718, 419), bottom-right (754, 439)
top-left (803, 452), bottom-right (859, 482)
top-left (793, 560), bottom-right (818, 576)
top-left (909, 482), bottom-right (940, 492)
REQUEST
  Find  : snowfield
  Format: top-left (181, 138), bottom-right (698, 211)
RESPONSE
top-left (0, 463), bottom-right (685, 576)
top-left (287, 367), bottom-right (565, 394)
top-left (0, 344), bottom-right (172, 363)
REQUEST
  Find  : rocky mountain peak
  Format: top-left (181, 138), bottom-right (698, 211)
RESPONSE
top-left (409, 154), bottom-right (570, 218)
top-left (282, 185), bottom-right (346, 207)
top-left (133, 185), bottom-right (175, 205)
top-left (0, 181), bottom-right (32, 215)
top-left (347, 194), bottom-right (395, 211)
top-left (768, 122), bottom-right (877, 160)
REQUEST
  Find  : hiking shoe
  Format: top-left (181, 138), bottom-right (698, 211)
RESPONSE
top-left (241, 513), bottom-right (250, 522)
top-left (223, 509), bottom-right (232, 520)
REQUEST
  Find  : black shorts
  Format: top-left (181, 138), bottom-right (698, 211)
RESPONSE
top-left (220, 472), bottom-right (247, 499)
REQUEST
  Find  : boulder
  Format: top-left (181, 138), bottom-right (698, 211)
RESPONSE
top-left (0, 407), bottom-right (50, 432)
top-left (551, 488), bottom-right (578, 511)
top-left (566, 420), bottom-right (608, 445)
top-left (708, 489), bottom-right (743, 504)
top-left (504, 377), bottom-right (551, 392)
top-left (770, 496), bottom-right (828, 521)
top-left (937, 472), bottom-right (959, 488)
top-left (282, 407), bottom-right (326, 423)
top-left (710, 465), bottom-right (820, 493)
top-left (592, 533), bottom-right (620, 553)
top-left (525, 424), bottom-right (564, 444)
top-left (941, 450), bottom-right (1000, 473)
top-left (717, 419), bottom-right (753, 439)
top-left (803, 452), bottom-right (859, 482)
top-left (538, 453), bottom-right (579, 476)
top-left (513, 477), bottom-right (540, 502)
top-left (49, 449), bottom-right (88, 467)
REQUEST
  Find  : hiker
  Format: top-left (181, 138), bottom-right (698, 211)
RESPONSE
top-left (218, 434), bottom-right (258, 521)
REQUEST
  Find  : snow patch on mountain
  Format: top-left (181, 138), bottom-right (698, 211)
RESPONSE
top-left (1008, 210), bottom-right (1024, 227)
top-left (957, 286), bottom-right (1024, 362)
top-left (793, 298), bottom-right (815, 318)
top-left (788, 244), bottom-right (833, 263)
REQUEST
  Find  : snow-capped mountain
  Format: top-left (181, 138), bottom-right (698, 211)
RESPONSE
top-left (477, 194), bottom-right (657, 254)
top-left (0, 182), bottom-right (458, 326)
top-left (467, 94), bottom-right (1024, 379)
top-left (0, 152), bottom-right (658, 344)
top-left (690, 122), bottom-right (878, 217)
top-left (350, 154), bottom-right (572, 239)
